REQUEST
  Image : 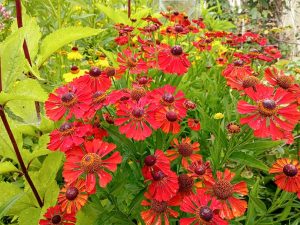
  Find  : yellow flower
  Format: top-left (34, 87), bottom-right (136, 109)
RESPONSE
top-left (63, 66), bottom-right (85, 82)
top-left (294, 68), bottom-right (300, 74)
top-left (67, 48), bottom-right (83, 60)
top-left (213, 113), bottom-right (224, 120)
top-left (212, 40), bottom-right (228, 56)
top-left (95, 59), bottom-right (110, 68)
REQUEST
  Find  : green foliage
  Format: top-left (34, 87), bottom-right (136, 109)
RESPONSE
top-left (0, 162), bottom-right (19, 174)
top-left (0, 29), bottom-right (26, 92)
top-left (36, 26), bottom-right (102, 67)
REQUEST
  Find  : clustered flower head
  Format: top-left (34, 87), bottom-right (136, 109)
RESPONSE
top-left (41, 7), bottom-right (300, 225)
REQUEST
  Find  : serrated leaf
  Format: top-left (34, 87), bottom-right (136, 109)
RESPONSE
top-left (77, 203), bottom-right (101, 225)
top-left (0, 182), bottom-right (22, 208)
top-left (0, 28), bottom-right (26, 92)
top-left (0, 161), bottom-right (19, 174)
top-left (12, 14), bottom-right (42, 61)
top-left (0, 79), bottom-right (47, 105)
top-left (0, 116), bottom-right (23, 162)
top-left (36, 26), bottom-right (102, 67)
top-left (229, 152), bottom-right (269, 171)
top-left (96, 4), bottom-right (130, 24)
top-left (239, 140), bottom-right (283, 155)
top-left (18, 207), bottom-right (41, 225)
top-left (0, 192), bottom-right (24, 219)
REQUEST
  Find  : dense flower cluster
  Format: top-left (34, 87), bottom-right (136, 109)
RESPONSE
top-left (41, 8), bottom-right (300, 225)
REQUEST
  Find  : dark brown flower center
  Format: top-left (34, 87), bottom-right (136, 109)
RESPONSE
top-left (242, 76), bottom-right (260, 88)
top-left (213, 180), bottom-right (233, 200)
top-left (81, 153), bottom-right (102, 173)
top-left (151, 170), bottom-right (165, 181)
top-left (178, 143), bottom-right (193, 157)
top-left (144, 155), bottom-right (156, 166)
top-left (130, 87), bottom-right (146, 101)
top-left (174, 25), bottom-right (184, 33)
top-left (184, 100), bottom-right (196, 110)
top-left (283, 164), bottom-right (298, 177)
top-left (171, 45), bottom-right (183, 56)
top-left (127, 57), bottom-right (137, 68)
top-left (166, 111), bottom-right (178, 122)
top-left (199, 206), bottom-right (213, 222)
top-left (178, 174), bottom-right (194, 193)
top-left (138, 77), bottom-right (148, 85)
top-left (194, 166), bottom-right (206, 175)
top-left (89, 67), bottom-right (102, 77)
top-left (51, 215), bottom-right (62, 224)
top-left (132, 107), bottom-right (144, 119)
top-left (162, 92), bottom-right (175, 104)
top-left (106, 68), bottom-right (116, 77)
top-left (277, 76), bottom-right (293, 89)
top-left (66, 187), bottom-right (79, 200)
top-left (151, 200), bottom-right (168, 213)
top-left (226, 123), bottom-right (241, 134)
top-left (258, 99), bottom-right (277, 117)
top-left (233, 60), bottom-right (244, 67)
top-left (59, 123), bottom-right (75, 136)
top-left (61, 92), bottom-right (77, 107)
top-left (72, 46), bottom-right (78, 51)
top-left (93, 91), bottom-right (106, 104)
top-left (70, 65), bottom-right (79, 74)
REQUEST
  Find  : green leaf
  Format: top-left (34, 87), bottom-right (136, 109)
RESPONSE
top-left (229, 152), bottom-right (269, 171)
top-left (36, 26), bottom-right (102, 67)
top-left (6, 100), bottom-right (40, 126)
top-left (18, 207), bottom-right (41, 225)
top-left (96, 4), bottom-right (130, 24)
top-left (0, 182), bottom-right (22, 209)
top-left (0, 192), bottom-right (24, 219)
top-left (0, 161), bottom-right (19, 174)
top-left (12, 14), bottom-right (42, 61)
top-left (0, 116), bottom-right (23, 162)
top-left (239, 140), bottom-right (283, 155)
top-left (77, 203), bottom-right (101, 225)
top-left (0, 28), bottom-right (26, 92)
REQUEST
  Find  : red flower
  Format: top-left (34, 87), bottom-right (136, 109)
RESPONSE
top-left (203, 169), bottom-right (248, 219)
top-left (148, 168), bottom-right (179, 202)
top-left (114, 35), bottom-right (129, 46)
top-left (264, 67), bottom-right (298, 91)
top-left (237, 84), bottom-right (300, 142)
top-left (63, 139), bottom-right (122, 193)
top-left (117, 48), bottom-right (148, 74)
top-left (114, 98), bottom-right (153, 140)
top-left (269, 158), bottom-right (300, 192)
top-left (147, 84), bottom-right (186, 116)
top-left (58, 179), bottom-right (89, 214)
top-left (74, 67), bottom-right (111, 92)
top-left (225, 73), bottom-right (260, 91)
top-left (222, 60), bottom-right (253, 78)
top-left (142, 150), bottom-right (171, 180)
top-left (141, 192), bottom-right (178, 225)
top-left (193, 39), bottom-right (212, 52)
top-left (48, 122), bottom-right (92, 152)
top-left (180, 189), bottom-right (228, 225)
top-left (187, 160), bottom-right (212, 188)
top-left (166, 138), bottom-right (201, 168)
top-left (45, 83), bottom-right (92, 121)
top-left (84, 89), bottom-right (110, 119)
top-left (188, 118), bottom-right (201, 131)
top-left (171, 174), bottom-right (195, 204)
top-left (158, 45), bottom-right (191, 76)
top-left (39, 205), bottom-right (76, 225)
top-left (192, 17), bottom-right (206, 28)
top-left (148, 107), bottom-right (184, 134)
top-left (264, 45), bottom-right (281, 60)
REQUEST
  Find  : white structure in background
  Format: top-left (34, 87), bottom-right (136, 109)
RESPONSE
top-left (280, 0), bottom-right (300, 58)
top-left (227, 0), bottom-right (243, 13)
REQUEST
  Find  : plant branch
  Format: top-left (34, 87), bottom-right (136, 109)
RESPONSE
top-left (128, 0), bottom-right (131, 18)
top-left (15, 0), bottom-right (41, 122)
top-left (0, 105), bottom-right (43, 207)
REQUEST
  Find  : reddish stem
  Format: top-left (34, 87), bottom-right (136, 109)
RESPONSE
top-left (15, 0), bottom-right (40, 120)
top-left (0, 58), bottom-right (2, 92)
top-left (128, 0), bottom-right (131, 18)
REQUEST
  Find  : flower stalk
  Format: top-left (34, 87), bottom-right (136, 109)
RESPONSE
top-left (0, 59), bottom-right (43, 208)
top-left (15, 0), bottom-right (41, 122)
